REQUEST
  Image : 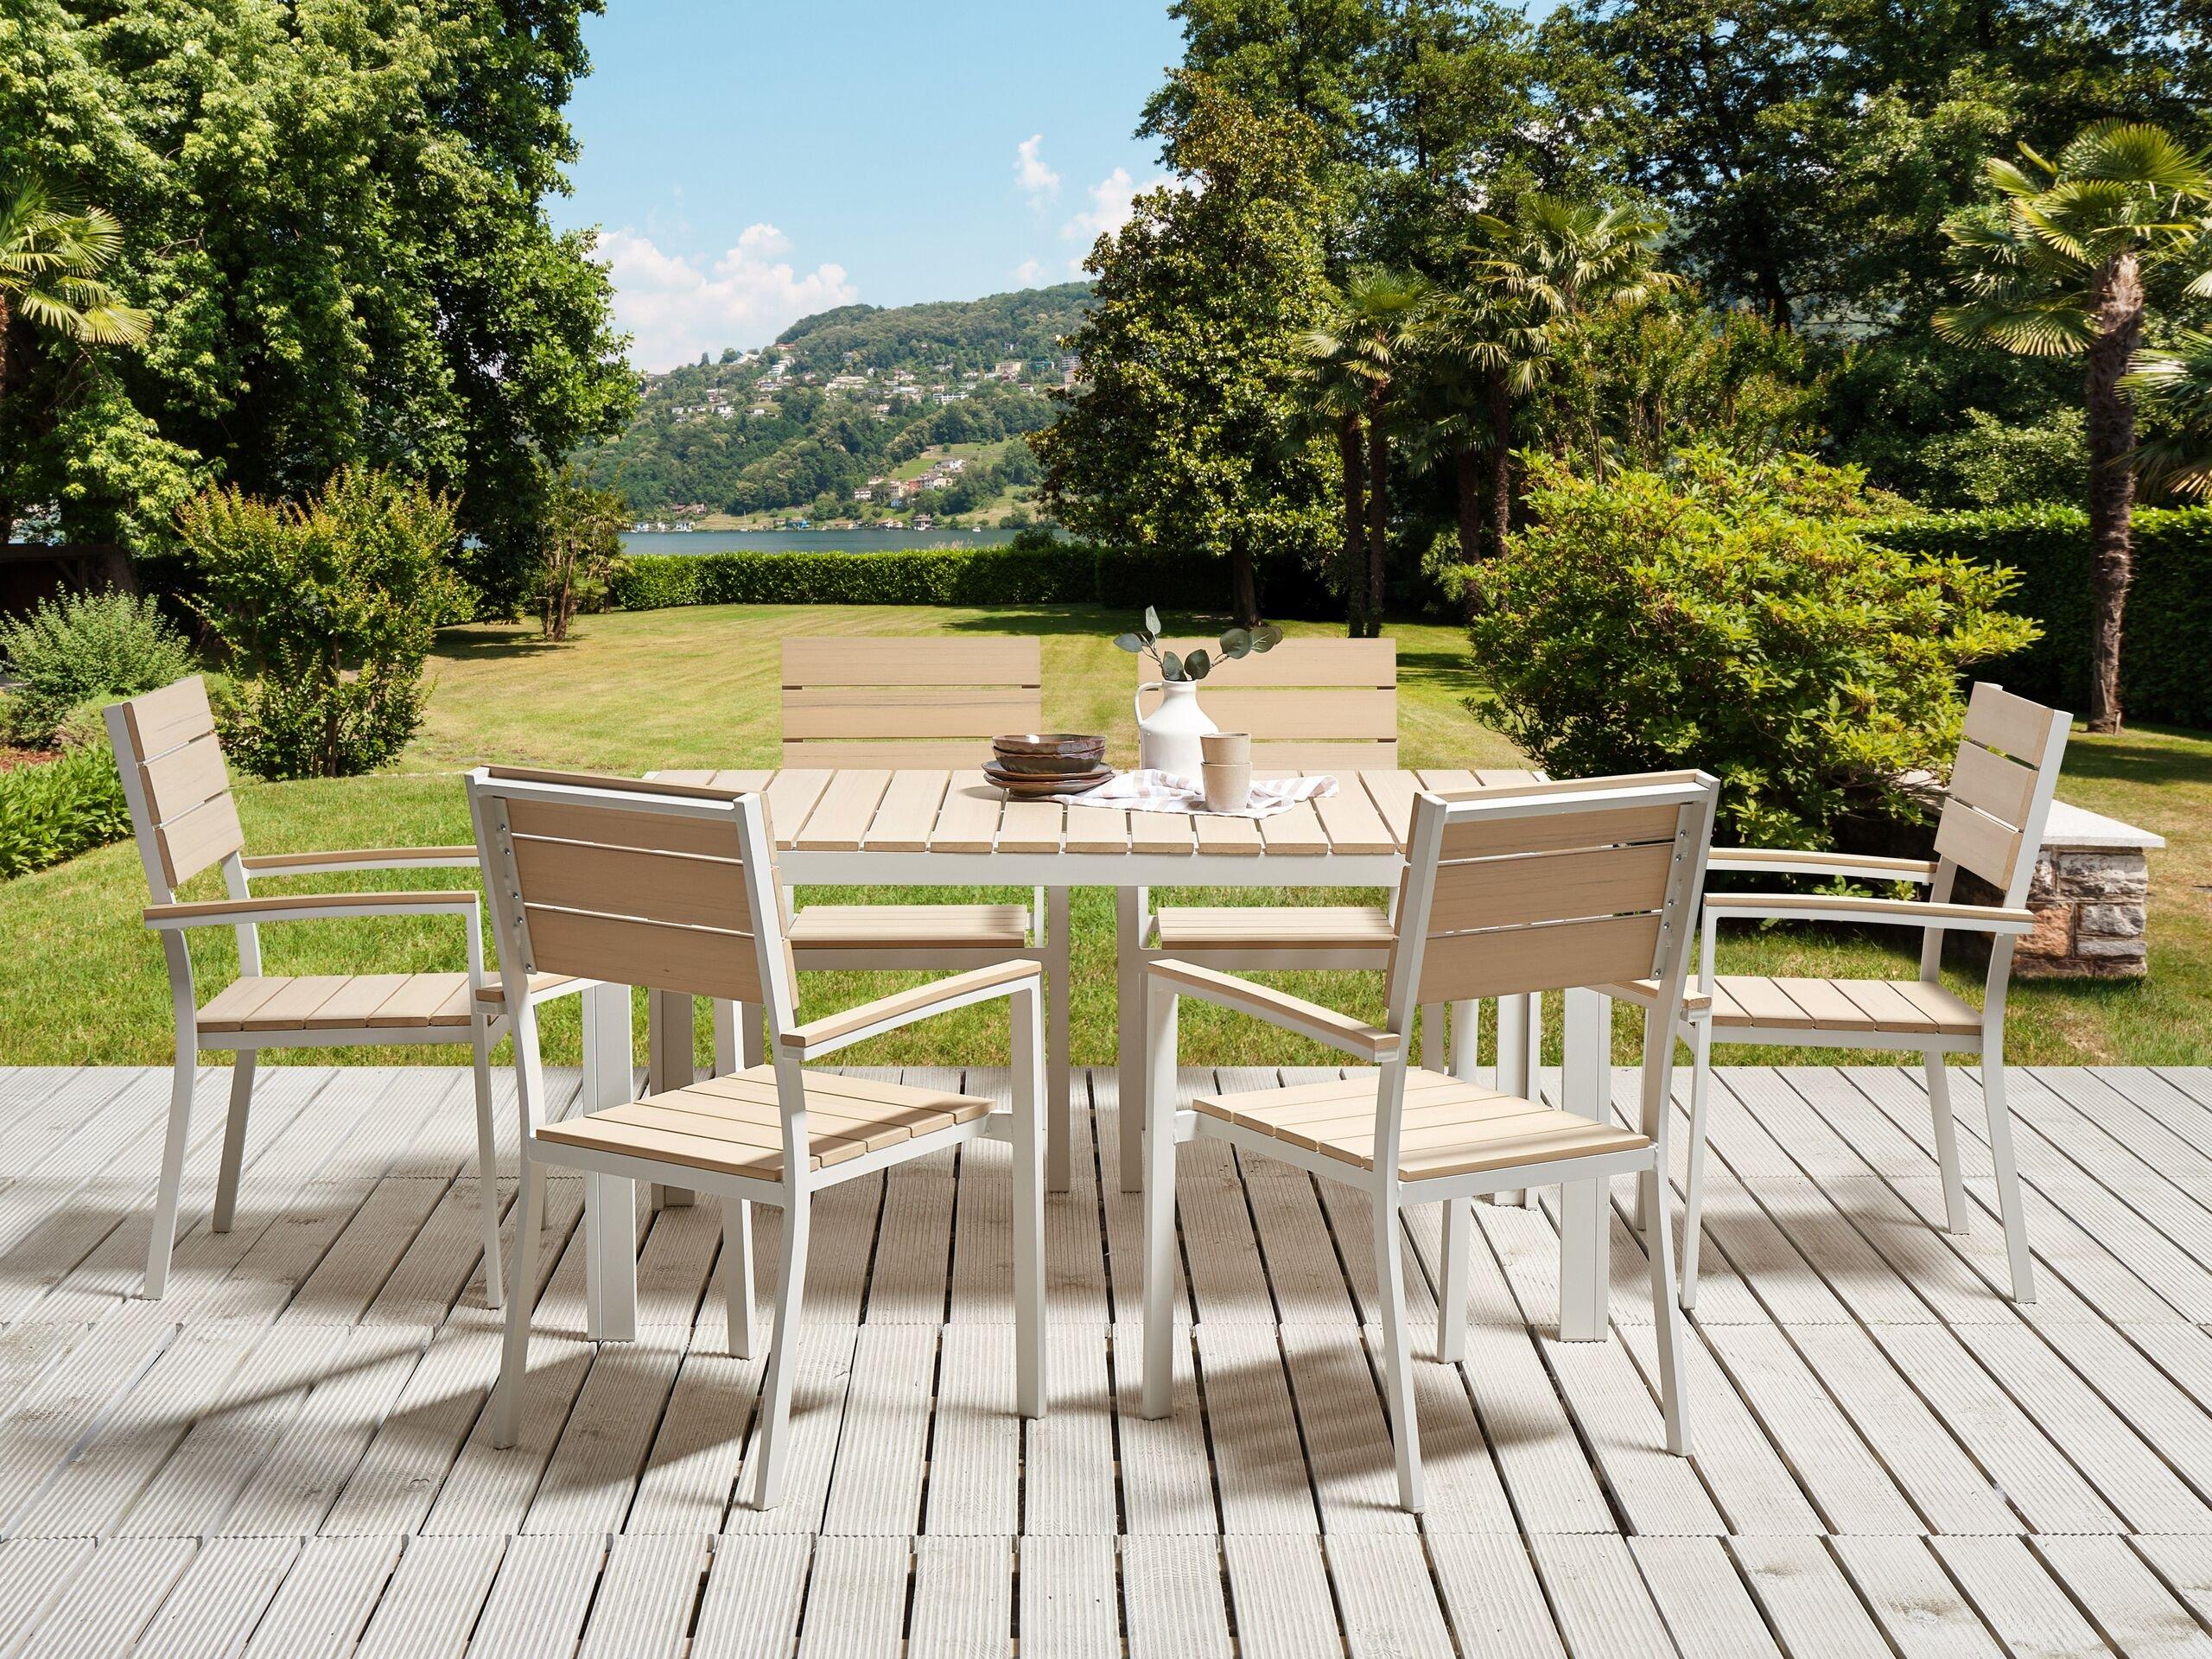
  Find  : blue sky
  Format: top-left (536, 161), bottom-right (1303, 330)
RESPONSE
top-left (550, 1), bottom-right (1187, 370)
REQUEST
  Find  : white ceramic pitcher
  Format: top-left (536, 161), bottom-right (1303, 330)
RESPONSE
top-left (1135, 679), bottom-right (1218, 780)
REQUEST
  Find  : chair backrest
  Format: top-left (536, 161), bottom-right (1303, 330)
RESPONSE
top-left (1384, 772), bottom-right (1719, 1027)
top-left (469, 769), bottom-right (796, 1054)
top-left (103, 677), bottom-right (244, 903)
top-left (1141, 638), bottom-right (1396, 770)
top-left (781, 637), bottom-right (1043, 767)
top-left (1933, 683), bottom-right (2071, 910)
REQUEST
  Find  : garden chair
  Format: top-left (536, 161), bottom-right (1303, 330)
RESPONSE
top-left (1649, 682), bottom-right (2070, 1307)
top-left (1140, 771), bottom-right (1718, 1512)
top-left (467, 767), bottom-right (1046, 1509)
top-left (105, 677), bottom-right (564, 1302)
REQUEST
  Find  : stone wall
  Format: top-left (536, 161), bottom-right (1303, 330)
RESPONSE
top-left (2017, 846), bottom-right (2152, 978)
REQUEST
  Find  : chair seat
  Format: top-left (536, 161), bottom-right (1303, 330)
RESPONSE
top-left (535, 1065), bottom-right (995, 1181)
top-left (198, 972), bottom-right (477, 1033)
top-left (1154, 905), bottom-right (1395, 950)
top-left (1194, 1067), bottom-right (1649, 1182)
top-left (787, 904), bottom-right (1030, 950)
top-left (1617, 974), bottom-right (1982, 1037)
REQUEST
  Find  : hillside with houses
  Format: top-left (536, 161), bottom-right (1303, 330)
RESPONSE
top-left (582, 283), bottom-right (1090, 525)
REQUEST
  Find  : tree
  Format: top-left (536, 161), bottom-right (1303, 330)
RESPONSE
top-left (1034, 75), bottom-right (1338, 624)
top-left (535, 466), bottom-right (628, 641)
top-left (1936, 122), bottom-right (2212, 732)
top-left (0, 0), bottom-right (633, 607)
top-left (1301, 270), bottom-right (1430, 634)
top-left (2125, 331), bottom-right (2212, 499)
top-left (0, 179), bottom-right (148, 404)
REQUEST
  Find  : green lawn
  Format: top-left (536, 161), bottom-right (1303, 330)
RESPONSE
top-left (5, 601), bottom-right (2208, 1071)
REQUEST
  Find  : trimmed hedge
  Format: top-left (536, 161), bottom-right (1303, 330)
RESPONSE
top-left (1876, 505), bottom-right (2212, 730)
top-left (608, 542), bottom-right (1340, 620)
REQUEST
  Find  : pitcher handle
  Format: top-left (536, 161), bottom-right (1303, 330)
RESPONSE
top-left (1135, 680), bottom-right (1163, 728)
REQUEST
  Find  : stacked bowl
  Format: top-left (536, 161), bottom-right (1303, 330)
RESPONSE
top-left (986, 733), bottom-right (1110, 798)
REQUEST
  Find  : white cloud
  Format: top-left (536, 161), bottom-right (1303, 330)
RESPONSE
top-left (594, 225), bottom-right (857, 371)
top-left (1060, 168), bottom-right (1176, 270)
top-left (1014, 134), bottom-right (1060, 204)
top-left (1013, 257), bottom-right (1046, 286)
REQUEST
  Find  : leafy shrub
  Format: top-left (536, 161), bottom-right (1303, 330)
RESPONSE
top-left (177, 467), bottom-right (467, 779)
top-left (0, 743), bottom-right (131, 879)
top-left (0, 588), bottom-right (195, 747)
top-left (1913, 408), bottom-right (2088, 509)
top-left (1875, 504), bottom-right (2212, 730)
top-left (1470, 449), bottom-right (2038, 848)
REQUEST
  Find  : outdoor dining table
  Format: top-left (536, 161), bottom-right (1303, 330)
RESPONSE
top-left (616, 763), bottom-right (1623, 1340)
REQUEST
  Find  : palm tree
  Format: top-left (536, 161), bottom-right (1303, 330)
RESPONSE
top-left (0, 180), bottom-right (149, 404)
top-left (2124, 330), bottom-right (2212, 500)
top-left (1301, 269), bottom-right (1430, 638)
top-left (1293, 333), bottom-right (1370, 634)
top-left (1936, 123), bottom-right (2212, 733)
top-left (1428, 198), bottom-right (1669, 575)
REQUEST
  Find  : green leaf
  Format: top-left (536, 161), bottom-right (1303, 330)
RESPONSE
top-left (1160, 649), bottom-right (1184, 681)
top-left (1112, 632), bottom-right (1146, 653)
top-left (1217, 626), bottom-right (1251, 658)
top-left (1143, 605), bottom-right (1161, 638)
top-left (1184, 647), bottom-right (1212, 680)
top-left (1251, 623), bottom-right (1283, 652)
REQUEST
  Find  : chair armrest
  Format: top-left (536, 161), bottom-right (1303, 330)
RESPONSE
top-left (1594, 981), bottom-right (1713, 1017)
top-left (143, 891), bottom-right (480, 930)
top-left (475, 973), bottom-right (596, 1007)
top-left (779, 959), bottom-right (1042, 1060)
top-left (1703, 893), bottom-right (2036, 934)
top-left (1708, 848), bottom-right (1938, 884)
top-left (1147, 958), bottom-right (1402, 1061)
top-left (238, 847), bottom-right (479, 875)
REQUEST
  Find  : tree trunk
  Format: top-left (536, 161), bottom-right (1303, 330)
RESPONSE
top-left (2083, 251), bottom-right (2145, 734)
top-left (1338, 412), bottom-right (1367, 638)
top-left (1228, 543), bottom-right (1259, 628)
top-left (1364, 405), bottom-right (1389, 640)
top-left (1454, 442), bottom-right (1483, 620)
top-left (1483, 368), bottom-right (1513, 563)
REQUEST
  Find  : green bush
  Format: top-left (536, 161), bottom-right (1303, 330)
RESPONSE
top-left (0, 743), bottom-right (131, 879)
top-left (0, 589), bottom-right (196, 748)
top-left (177, 467), bottom-right (468, 779)
top-left (607, 538), bottom-right (1339, 619)
top-left (1875, 505), bottom-right (2212, 730)
top-left (1470, 449), bottom-right (2038, 848)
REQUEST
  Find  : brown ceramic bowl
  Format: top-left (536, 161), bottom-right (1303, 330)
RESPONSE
top-left (993, 732), bottom-right (1106, 759)
top-left (989, 750), bottom-right (1110, 777)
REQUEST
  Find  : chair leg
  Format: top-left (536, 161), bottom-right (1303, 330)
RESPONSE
top-left (143, 1052), bottom-right (198, 1300)
top-left (1438, 1197), bottom-right (1471, 1363)
top-left (1643, 1163), bottom-right (1692, 1455)
top-left (471, 1022), bottom-right (505, 1310)
top-left (1521, 993), bottom-right (1544, 1208)
top-left (1680, 1018), bottom-right (1713, 1311)
top-left (747, 1191), bottom-right (813, 1510)
top-left (1014, 984), bottom-right (1048, 1418)
top-left (1117, 886), bottom-right (1145, 1192)
top-left (1141, 982), bottom-right (1180, 1419)
top-left (1927, 1053), bottom-right (1971, 1236)
top-left (586, 1173), bottom-right (638, 1343)
top-left (492, 1159), bottom-right (544, 1448)
top-left (1981, 1056), bottom-right (2036, 1304)
top-left (1046, 887), bottom-right (1072, 1194)
top-left (1373, 1189), bottom-right (1424, 1513)
top-left (723, 1199), bottom-right (755, 1359)
top-left (211, 1053), bottom-right (256, 1235)
top-left (1558, 987), bottom-right (1610, 1339)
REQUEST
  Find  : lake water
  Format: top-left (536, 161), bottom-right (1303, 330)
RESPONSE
top-left (622, 527), bottom-right (1023, 556)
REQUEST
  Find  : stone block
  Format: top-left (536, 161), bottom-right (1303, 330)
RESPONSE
top-left (2078, 903), bottom-right (2146, 939)
top-left (2074, 934), bottom-right (2149, 963)
top-left (2054, 852), bottom-right (2151, 902)
top-left (2018, 902), bottom-right (2075, 959)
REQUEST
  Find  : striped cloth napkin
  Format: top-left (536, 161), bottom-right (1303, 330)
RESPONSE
top-left (1066, 769), bottom-right (1338, 819)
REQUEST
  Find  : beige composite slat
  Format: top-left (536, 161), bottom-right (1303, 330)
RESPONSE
top-left (1305, 769), bottom-right (1395, 854)
top-left (784, 633), bottom-right (1041, 686)
top-left (1251, 740), bottom-right (1400, 769)
top-left (506, 798), bottom-right (745, 861)
top-left (522, 907), bottom-right (762, 1005)
top-left (1830, 977), bottom-right (1946, 1034)
top-left (929, 770), bottom-right (1003, 853)
top-left (1948, 739), bottom-right (2037, 828)
top-left (120, 677), bottom-right (219, 760)
top-left (1440, 801), bottom-right (1681, 861)
top-left (1150, 636), bottom-right (1394, 690)
top-left (197, 976), bottom-right (298, 1032)
top-left (996, 797), bottom-right (1065, 854)
top-left (1191, 811), bottom-right (1262, 856)
top-left (1963, 680), bottom-right (2056, 765)
top-left (239, 976), bottom-right (357, 1032)
top-left (762, 769), bottom-right (834, 849)
top-left (1474, 768), bottom-right (1542, 788)
top-left (512, 836), bottom-right (750, 931)
top-left (1128, 808), bottom-right (1196, 855)
top-left (1187, 686), bottom-right (1395, 739)
top-left (1062, 803), bottom-right (1129, 855)
top-left (1769, 976), bottom-right (1878, 1032)
top-left (788, 904), bottom-right (1027, 948)
top-left (781, 684), bottom-right (1040, 739)
top-left (702, 767), bottom-right (774, 793)
top-left (296, 974), bottom-right (416, 1031)
top-left (1887, 979), bottom-right (1982, 1035)
top-left (781, 739), bottom-right (1000, 768)
top-left (862, 770), bottom-right (951, 851)
top-left (1357, 768), bottom-right (1418, 845)
top-left (1719, 976), bottom-right (1819, 1029)
top-left (1252, 773), bottom-right (1328, 854)
top-left (1415, 767), bottom-right (1480, 794)
top-left (1416, 913), bottom-right (1663, 1004)
top-left (363, 973), bottom-right (474, 1028)
top-left (139, 733), bottom-right (230, 823)
top-left (1155, 906), bottom-right (1391, 950)
top-left (1933, 798), bottom-right (2022, 889)
top-left (1427, 842), bottom-right (1672, 932)
top-left (792, 769), bottom-right (893, 852)
top-left (158, 790), bottom-right (247, 887)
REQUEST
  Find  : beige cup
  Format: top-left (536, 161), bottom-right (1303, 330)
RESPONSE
top-left (1203, 760), bottom-right (1252, 813)
top-left (1200, 732), bottom-right (1251, 766)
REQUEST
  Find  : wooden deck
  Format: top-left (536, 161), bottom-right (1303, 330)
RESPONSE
top-left (5, 1062), bottom-right (2212, 1655)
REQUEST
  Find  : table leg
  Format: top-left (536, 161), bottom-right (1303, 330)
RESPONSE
top-left (1559, 986), bottom-right (1610, 1340)
top-left (1117, 884), bottom-right (1144, 1193)
top-left (646, 990), bottom-right (696, 1210)
top-left (1047, 886), bottom-right (1072, 1193)
top-left (1494, 993), bottom-right (1532, 1205)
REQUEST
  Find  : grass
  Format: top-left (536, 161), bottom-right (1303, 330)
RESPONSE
top-left (4, 601), bottom-right (2208, 1071)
